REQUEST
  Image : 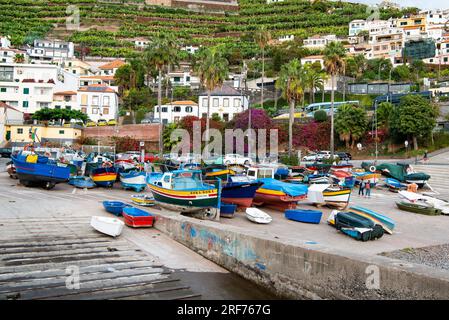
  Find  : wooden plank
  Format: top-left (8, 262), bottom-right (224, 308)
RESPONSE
top-left (0, 240), bottom-right (131, 254)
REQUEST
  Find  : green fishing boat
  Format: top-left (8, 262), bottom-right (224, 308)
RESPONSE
top-left (396, 201), bottom-right (441, 216)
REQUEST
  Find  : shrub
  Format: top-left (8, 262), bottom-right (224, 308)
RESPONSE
top-left (111, 136), bottom-right (139, 153)
top-left (314, 110), bottom-right (327, 122)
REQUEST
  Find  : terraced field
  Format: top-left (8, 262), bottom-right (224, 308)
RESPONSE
top-left (0, 0), bottom-right (409, 58)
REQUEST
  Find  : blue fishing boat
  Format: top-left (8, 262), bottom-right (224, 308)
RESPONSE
top-left (221, 175), bottom-right (263, 209)
top-left (285, 209), bottom-right (322, 224)
top-left (69, 176), bottom-right (96, 189)
top-left (340, 227), bottom-right (384, 241)
top-left (120, 170), bottom-right (146, 192)
top-left (12, 153), bottom-right (70, 190)
top-left (102, 201), bottom-right (131, 216)
top-left (385, 178), bottom-right (406, 192)
top-left (91, 166), bottom-right (117, 188)
top-left (220, 203), bottom-right (237, 218)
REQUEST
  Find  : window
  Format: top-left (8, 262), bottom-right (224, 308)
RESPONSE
top-left (202, 98), bottom-right (208, 107)
top-left (202, 113), bottom-right (207, 118)
top-left (64, 95), bottom-right (71, 102)
top-left (103, 107), bottom-right (109, 115)
top-left (55, 105), bottom-right (61, 109)
top-left (186, 76), bottom-right (190, 82)
top-left (223, 98), bottom-right (229, 107)
top-left (72, 70), bottom-right (76, 74)
top-left (23, 88), bottom-right (29, 94)
top-left (103, 96), bottom-right (110, 106)
top-left (162, 119), bottom-right (168, 124)
top-left (59, 130), bottom-right (65, 134)
top-left (81, 107), bottom-right (87, 113)
top-left (185, 106), bottom-right (193, 113)
top-left (92, 108), bottom-right (98, 114)
top-left (173, 106), bottom-right (181, 112)
top-left (92, 96), bottom-right (99, 106)
top-left (0, 66), bottom-right (13, 81)
top-left (233, 98), bottom-right (241, 108)
top-left (173, 77), bottom-right (181, 83)
top-left (155, 107), bottom-right (159, 113)
top-left (0, 87), bottom-right (6, 93)
top-left (66, 106), bottom-right (71, 110)
top-left (81, 94), bottom-right (88, 106)
top-left (162, 107), bottom-right (168, 113)
top-left (22, 101), bottom-right (28, 108)
top-left (17, 128), bottom-right (23, 134)
top-left (213, 98), bottom-right (219, 107)
top-left (223, 113), bottom-right (229, 122)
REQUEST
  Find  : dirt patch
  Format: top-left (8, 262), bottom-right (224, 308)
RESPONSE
top-left (381, 244), bottom-right (449, 271)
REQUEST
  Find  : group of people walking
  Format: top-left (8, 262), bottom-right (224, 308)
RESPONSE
top-left (358, 180), bottom-right (371, 198)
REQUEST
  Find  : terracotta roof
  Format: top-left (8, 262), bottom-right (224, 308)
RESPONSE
top-left (0, 101), bottom-right (23, 113)
top-left (99, 59), bottom-right (125, 70)
top-left (78, 84), bottom-right (115, 93)
top-left (172, 100), bottom-right (198, 106)
top-left (80, 75), bottom-right (115, 80)
top-left (302, 55), bottom-right (324, 59)
top-left (54, 91), bottom-right (77, 95)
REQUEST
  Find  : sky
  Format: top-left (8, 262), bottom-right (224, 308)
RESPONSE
top-left (349, 0), bottom-right (449, 10)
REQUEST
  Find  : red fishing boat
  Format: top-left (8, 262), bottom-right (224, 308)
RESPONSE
top-left (122, 207), bottom-right (155, 228)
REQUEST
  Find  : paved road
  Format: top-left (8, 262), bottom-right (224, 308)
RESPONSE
top-left (0, 159), bottom-right (276, 300)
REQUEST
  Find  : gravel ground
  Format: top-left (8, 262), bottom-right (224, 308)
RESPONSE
top-left (381, 244), bottom-right (449, 271)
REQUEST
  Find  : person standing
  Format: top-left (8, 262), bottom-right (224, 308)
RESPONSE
top-left (358, 180), bottom-right (365, 196)
top-left (364, 180), bottom-right (371, 198)
top-left (423, 150), bottom-right (429, 164)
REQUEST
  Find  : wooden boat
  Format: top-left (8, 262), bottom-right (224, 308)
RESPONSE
top-left (220, 203), bottom-right (237, 218)
top-left (284, 209), bottom-right (322, 224)
top-left (284, 175), bottom-right (305, 184)
top-left (348, 206), bottom-right (395, 234)
top-left (90, 216), bottom-right (124, 237)
top-left (69, 176), bottom-right (96, 189)
top-left (330, 170), bottom-right (355, 188)
top-left (308, 174), bottom-right (330, 184)
top-left (399, 190), bottom-right (449, 215)
top-left (147, 170), bottom-right (219, 214)
top-left (330, 164), bottom-right (353, 172)
top-left (12, 152), bottom-right (70, 190)
top-left (353, 172), bottom-right (381, 186)
top-left (307, 184), bottom-right (351, 208)
top-left (221, 175), bottom-right (263, 209)
top-left (340, 227), bottom-right (384, 241)
top-left (91, 166), bottom-right (117, 188)
top-left (385, 178), bottom-right (406, 192)
top-left (102, 201), bottom-right (131, 216)
top-left (131, 194), bottom-right (155, 206)
top-left (122, 207), bottom-right (155, 228)
top-left (120, 170), bottom-right (146, 192)
top-left (396, 201), bottom-right (441, 216)
top-left (334, 211), bottom-right (385, 242)
top-left (203, 165), bottom-right (236, 180)
top-left (245, 208), bottom-right (272, 224)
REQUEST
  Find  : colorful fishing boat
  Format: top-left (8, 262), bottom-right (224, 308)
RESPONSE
top-left (102, 201), bottom-right (131, 216)
top-left (122, 207), bottom-right (155, 228)
top-left (91, 166), bottom-right (117, 188)
top-left (330, 164), bottom-right (353, 172)
top-left (221, 175), bottom-right (263, 209)
top-left (330, 170), bottom-right (355, 188)
top-left (203, 165), bottom-right (235, 180)
top-left (362, 162), bottom-right (430, 188)
top-left (340, 227), bottom-right (384, 241)
top-left (12, 152), bottom-right (70, 190)
top-left (396, 201), bottom-right (441, 216)
top-left (308, 174), bottom-right (331, 184)
top-left (131, 194), bottom-right (155, 206)
top-left (307, 184), bottom-right (351, 208)
top-left (69, 176), bottom-right (96, 189)
top-left (285, 209), bottom-right (322, 224)
top-left (247, 167), bottom-right (308, 211)
top-left (147, 170), bottom-right (220, 214)
top-left (385, 178), bottom-right (406, 192)
top-left (353, 171), bottom-right (381, 186)
top-left (348, 206), bottom-right (395, 234)
top-left (120, 170), bottom-right (146, 192)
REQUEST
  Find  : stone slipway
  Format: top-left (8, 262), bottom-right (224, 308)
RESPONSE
top-left (150, 203), bottom-right (449, 300)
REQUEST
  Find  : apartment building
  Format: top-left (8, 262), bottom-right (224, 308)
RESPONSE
top-left (26, 39), bottom-right (75, 63)
top-left (396, 15), bottom-right (427, 33)
top-left (303, 35), bottom-right (340, 49)
top-left (368, 28), bottom-right (403, 63)
top-left (349, 19), bottom-right (394, 37)
top-left (77, 84), bottom-right (118, 122)
top-left (98, 59), bottom-right (125, 76)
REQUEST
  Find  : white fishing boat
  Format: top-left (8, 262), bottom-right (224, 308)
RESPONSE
top-left (245, 208), bottom-right (272, 224)
top-left (90, 216), bottom-right (125, 237)
top-left (398, 190), bottom-right (449, 215)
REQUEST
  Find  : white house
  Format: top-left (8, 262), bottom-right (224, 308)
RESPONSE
top-left (26, 39), bottom-right (75, 63)
top-left (181, 45), bottom-right (200, 55)
top-left (300, 55), bottom-right (324, 69)
top-left (167, 71), bottom-right (200, 88)
top-left (421, 9), bottom-right (448, 25)
top-left (0, 48), bottom-right (26, 63)
top-left (155, 100), bottom-right (198, 124)
top-left (278, 35), bottom-right (294, 43)
top-left (198, 85), bottom-right (248, 122)
top-left (0, 101), bottom-right (23, 146)
top-left (349, 19), bottom-right (394, 37)
top-left (77, 84), bottom-right (118, 122)
top-left (98, 59), bottom-right (125, 76)
top-left (0, 36), bottom-right (11, 48)
top-left (303, 35), bottom-right (339, 49)
top-left (133, 38), bottom-right (150, 48)
top-left (52, 91), bottom-right (78, 111)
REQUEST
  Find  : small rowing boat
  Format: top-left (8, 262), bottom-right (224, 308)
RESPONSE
top-left (122, 207), bottom-right (155, 228)
top-left (131, 194), bottom-right (155, 206)
top-left (396, 201), bottom-right (441, 216)
top-left (220, 203), bottom-right (237, 218)
top-left (90, 216), bottom-right (124, 237)
top-left (245, 208), bottom-right (272, 224)
top-left (284, 209), bottom-right (322, 224)
top-left (102, 201), bottom-right (131, 216)
top-left (69, 176), bottom-right (96, 189)
top-left (348, 206), bottom-right (395, 234)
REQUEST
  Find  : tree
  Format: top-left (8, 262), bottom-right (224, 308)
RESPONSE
top-left (13, 53), bottom-right (25, 63)
top-left (335, 104), bottom-right (367, 149)
top-left (390, 95), bottom-right (439, 150)
top-left (314, 109), bottom-right (327, 122)
top-left (304, 64), bottom-right (325, 104)
top-left (324, 41), bottom-right (346, 157)
top-left (276, 59), bottom-right (305, 156)
top-left (254, 27), bottom-right (271, 110)
top-left (143, 33), bottom-right (180, 156)
top-left (376, 102), bottom-right (393, 130)
top-left (391, 65), bottom-right (412, 82)
top-left (195, 46), bottom-right (229, 143)
top-left (122, 87), bottom-right (152, 123)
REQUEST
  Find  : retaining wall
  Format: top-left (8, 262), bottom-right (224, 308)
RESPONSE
top-left (153, 213), bottom-right (449, 299)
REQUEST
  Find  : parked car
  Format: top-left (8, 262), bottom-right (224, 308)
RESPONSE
top-left (203, 153), bottom-right (224, 165)
top-left (175, 153), bottom-right (201, 164)
top-left (0, 148), bottom-right (12, 158)
top-left (302, 153), bottom-right (318, 161)
top-left (107, 119), bottom-right (117, 126)
top-left (223, 153), bottom-right (252, 166)
top-left (335, 152), bottom-right (352, 161)
top-left (86, 121), bottom-right (96, 127)
top-left (97, 119), bottom-right (107, 126)
top-left (316, 151), bottom-right (331, 161)
top-left (144, 153), bottom-right (160, 163)
top-left (141, 118), bottom-right (160, 124)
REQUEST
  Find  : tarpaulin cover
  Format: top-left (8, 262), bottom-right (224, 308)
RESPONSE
top-left (258, 178), bottom-right (308, 197)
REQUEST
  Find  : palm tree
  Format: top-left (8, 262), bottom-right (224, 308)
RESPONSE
top-left (254, 27), bottom-right (271, 110)
top-left (143, 33), bottom-right (179, 156)
top-left (304, 65), bottom-right (325, 104)
top-left (276, 59), bottom-right (305, 156)
top-left (195, 46), bottom-right (229, 142)
top-left (13, 53), bottom-right (25, 63)
top-left (324, 41), bottom-right (346, 158)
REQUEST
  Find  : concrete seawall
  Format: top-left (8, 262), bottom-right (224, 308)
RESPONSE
top-left (153, 212), bottom-right (449, 299)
